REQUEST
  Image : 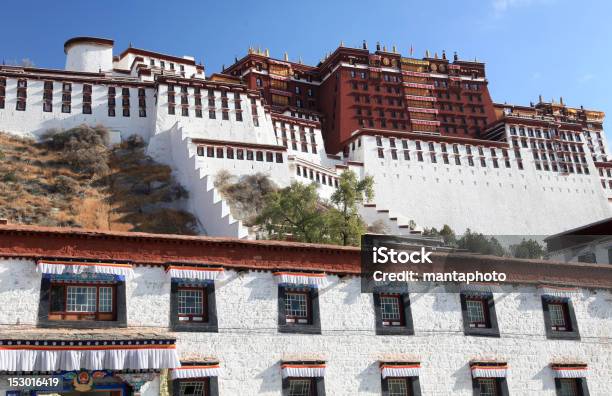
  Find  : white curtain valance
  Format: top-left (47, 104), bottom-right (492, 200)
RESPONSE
top-left (471, 365), bottom-right (508, 378)
top-left (552, 366), bottom-right (588, 378)
top-left (167, 266), bottom-right (225, 281)
top-left (37, 261), bottom-right (134, 280)
top-left (539, 286), bottom-right (580, 299)
top-left (171, 364), bottom-right (221, 379)
top-left (274, 272), bottom-right (328, 288)
top-left (281, 363), bottom-right (326, 378)
top-left (381, 364), bottom-right (420, 379)
top-left (0, 344), bottom-right (179, 372)
top-left (460, 283), bottom-right (502, 295)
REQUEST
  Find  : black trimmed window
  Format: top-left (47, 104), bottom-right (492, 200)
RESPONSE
top-left (374, 293), bottom-right (414, 335)
top-left (278, 285), bottom-right (321, 334)
top-left (170, 281), bottom-right (218, 332)
top-left (282, 377), bottom-right (325, 396)
top-left (173, 377), bottom-right (218, 396)
top-left (138, 88), bottom-right (146, 117)
top-left (0, 77), bottom-right (6, 109)
top-left (472, 377), bottom-right (509, 396)
top-left (61, 82), bottom-right (71, 113)
top-left (42, 81), bottom-right (53, 112)
top-left (554, 377), bottom-right (589, 396)
top-left (38, 273), bottom-right (127, 329)
top-left (122, 87), bottom-right (130, 117)
top-left (460, 292), bottom-right (500, 337)
top-left (16, 79), bottom-right (27, 111)
top-left (381, 377), bottom-right (421, 396)
top-left (82, 84), bottom-right (92, 114)
top-left (108, 86), bottom-right (116, 116)
top-left (542, 296), bottom-right (580, 340)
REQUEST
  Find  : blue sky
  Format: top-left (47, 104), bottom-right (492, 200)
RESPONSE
top-left (2, 0), bottom-right (611, 141)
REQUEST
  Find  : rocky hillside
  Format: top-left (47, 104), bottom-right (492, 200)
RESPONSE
top-left (0, 126), bottom-right (198, 234)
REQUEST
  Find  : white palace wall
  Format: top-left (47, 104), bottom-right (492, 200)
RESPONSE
top-left (0, 77), bottom-right (156, 140)
top-left (354, 134), bottom-right (612, 236)
top-left (1, 259), bottom-right (611, 395)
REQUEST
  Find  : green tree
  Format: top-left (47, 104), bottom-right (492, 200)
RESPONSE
top-left (327, 171), bottom-right (374, 246)
top-left (509, 239), bottom-right (545, 259)
top-left (457, 229), bottom-right (506, 256)
top-left (255, 182), bottom-right (329, 243)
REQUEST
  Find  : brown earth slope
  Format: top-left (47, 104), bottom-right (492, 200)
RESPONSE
top-left (0, 128), bottom-right (198, 234)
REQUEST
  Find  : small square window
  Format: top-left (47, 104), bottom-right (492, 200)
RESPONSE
top-left (542, 297), bottom-right (580, 340)
top-left (461, 293), bottom-right (499, 337)
top-left (374, 293), bottom-right (414, 335)
top-left (278, 286), bottom-right (321, 334)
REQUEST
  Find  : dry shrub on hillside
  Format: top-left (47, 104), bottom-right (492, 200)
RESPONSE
top-left (43, 124), bottom-right (110, 176)
top-left (215, 170), bottom-right (277, 226)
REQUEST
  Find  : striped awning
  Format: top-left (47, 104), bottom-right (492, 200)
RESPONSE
top-left (411, 119), bottom-right (441, 127)
top-left (380, 362), bottom-right (421, 379)
top-left (539, 285), bottom-right (580, 299)
top-left (0, 340), bottom-right (179, 372)
top-left (274, 272), bottom-right (328, 288)
top-left (404, 82), bottom-right (434, 90)
top-left (470, 363), bottom-right (508, 378)
top-left (551, 364), bottom-right (588, 378)
top-left (171, 363), bottom-right (221, 379)
top-left (404, 95), bottom-right (437, 102)
top-left (167, 265), bottom-right (225, 281)
top-left (36, 261), bottom-right (134, 279)
top-left (281, 362), bottom-right (326, 378)
top-left (460, 283), bottom-right (502, 295)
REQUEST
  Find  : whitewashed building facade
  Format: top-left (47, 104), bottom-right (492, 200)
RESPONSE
top-left (0, 225), bottom-right (610, 396)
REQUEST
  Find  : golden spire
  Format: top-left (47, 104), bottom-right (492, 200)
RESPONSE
top-left (392, 45), bottom-right (397, 53)
top-left (340, 40), bottom-right (345, 47)
top-left (425, 49), bottom-right (430, 58)
top-left (265, 48), bottom-right (270, 57)
top-left (248, 47), bottom-right (253, 54)
top-left (284, 52), bottom-right (289, 61)
top-left (434, 52), bottom-right (439, 59)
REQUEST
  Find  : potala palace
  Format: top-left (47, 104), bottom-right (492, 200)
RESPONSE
top-left (1, 36), bottom-right (611, 238)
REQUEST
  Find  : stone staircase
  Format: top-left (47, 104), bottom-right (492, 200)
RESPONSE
top-left (167, 125), bottom-right (249, 239)
top-left (359, 203), bottom-right (421, 236)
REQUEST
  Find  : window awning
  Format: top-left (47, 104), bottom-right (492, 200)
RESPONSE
top-left (281, 361), bottom-right (326, 378)
top-left (380, 362), bottom-right (421, 379)
top-left (460, 283), bottom-right (502, 296)
top-left (171, 363), bottom-right (221, 379)
top-left (470, 362), bottom-right (508, 378)
top-left (0, 339), bottom-right (179, 372)
top-left (539, 285), bottom-right (580, 299)
top-left (274, 272), bottom-right (328, 288)
top-left (37, 260), bottom-right (134, 280)
top-left (551, 364), bottom-right (588, 378)
top-left (167, 265), bottom-right (225, 281)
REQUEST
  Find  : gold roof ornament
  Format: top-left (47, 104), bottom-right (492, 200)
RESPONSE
top-left (434, 52), bottom-right (438, 59)
top-left (248, 47), bottom-right (253, 54)
top-left (340, 40), bottom-right (344, 47)
top-left (265, 49), bottom-right (270, 57)
top-left (383, 45), bottom-right (387, 52)
top-left (284, 52), bottom-right (289, 61)
top-left (298, 56), bottom-right (303, 64)
top-left (392, 45), bottom-right (397, 53)
top-left (425, 49), bottom-right (430, 58)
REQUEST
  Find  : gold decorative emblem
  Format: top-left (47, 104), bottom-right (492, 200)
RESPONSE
top-left (383, 57), bottom-right (390, 66)
top-left (73, 371), bottom-right (94, 392)
top-left (430, 63), bottom-right (438, 72)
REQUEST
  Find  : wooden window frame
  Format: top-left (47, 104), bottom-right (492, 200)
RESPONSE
top-left (374, 292), bottom-right (414, 336)
top-left (278, 286), bottom-right (321, 334)
top-left (176, 286), bottom-right (208, 323)
top-left (48, 282), bottom-right (117, 321)
top-left (460, 293), bottom-right (500, 337)
top-left (542, 297), bottom-right (580, 340)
